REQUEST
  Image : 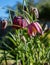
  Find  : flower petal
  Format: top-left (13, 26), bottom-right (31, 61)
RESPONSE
top-left (22, 19), bottom-right (28, 28)
top-left (32, 22), bottom-right (40, 33)
top-left (35, 22), bottom-right (43, 34)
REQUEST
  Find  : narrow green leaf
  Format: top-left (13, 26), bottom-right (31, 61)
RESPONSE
top-left (5, 36), bottom-right (16, 46)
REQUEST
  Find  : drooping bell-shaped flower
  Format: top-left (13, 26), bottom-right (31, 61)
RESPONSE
top-left (28, 22), bottom-right (43, 36)
top-left (2, 20), bottom-right (8, 29)
top-left (12, 16), bottom-right (28, 29)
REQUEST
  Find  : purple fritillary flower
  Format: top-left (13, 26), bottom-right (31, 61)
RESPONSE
top-left (28, 22), bottom-right (43, 36)
top-left (12, 16), bottom-right (28, 29)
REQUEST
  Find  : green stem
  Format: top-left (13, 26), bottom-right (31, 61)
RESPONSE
top-left (4, 50), bottom-right (8, 65)
top-left (9, 10), bottom-right (12, 25)
top-left (23, 0), bottom-right (24, 10)
top-left (28, 58), bottom-right (30, 65)
top-left (16, 54), bottom-right (18, 65)
top-left (21, 53), bottom-right (25, 65)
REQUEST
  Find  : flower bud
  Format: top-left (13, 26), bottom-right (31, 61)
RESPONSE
top-left (21, 35), bottom-right (26, 43)
top-left (31, 7), bottom-right (39, 18)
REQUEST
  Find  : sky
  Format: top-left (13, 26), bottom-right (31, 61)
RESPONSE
top-left (0, 0), bottom-right (38, 18)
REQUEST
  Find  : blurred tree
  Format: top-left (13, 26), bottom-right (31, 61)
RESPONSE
top-left (39, 3), bottom-right (50, 21)
top-left (36, 0), bottom-right (50, 21)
